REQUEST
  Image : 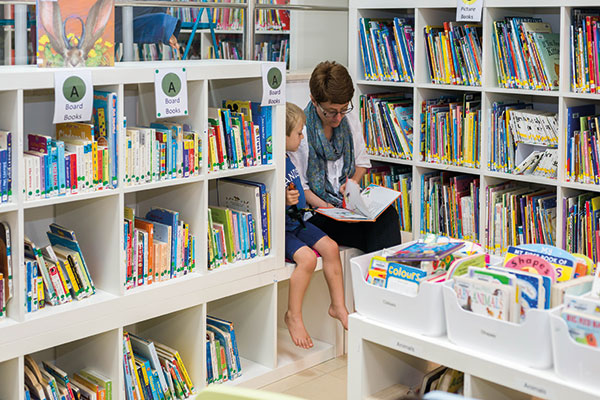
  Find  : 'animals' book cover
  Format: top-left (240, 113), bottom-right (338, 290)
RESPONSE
top-left (37, 0), bottom-right (115, 67)
top-left (454, 276), bottom-right (512, 321)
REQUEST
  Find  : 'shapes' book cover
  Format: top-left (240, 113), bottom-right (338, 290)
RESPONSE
top-left (37, 0), bottom-right (115, 67)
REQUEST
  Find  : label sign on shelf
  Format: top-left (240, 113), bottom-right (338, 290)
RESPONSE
top-left (155, 68), bottom-right (188, 118)
top-left (261, 63), bottom-right (285, 106)
top-left (456, 0), bottom-right (483, 22)
top-left (53, 71), bottom-right (93, 124)
top-left (515, 379), bottom-right (551, 398)
top-left (395, 341), bottom-right (420, 354)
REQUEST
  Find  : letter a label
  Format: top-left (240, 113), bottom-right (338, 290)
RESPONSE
top-left (155, 68), bottom-right (188, 118)
top-left (53, 70), bottom-right (93, 123)
top-left (261, 63), bottom-right (286, 106)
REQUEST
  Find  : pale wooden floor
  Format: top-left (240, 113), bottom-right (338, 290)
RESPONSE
top-left (258, 355), bottom-right (348, 400)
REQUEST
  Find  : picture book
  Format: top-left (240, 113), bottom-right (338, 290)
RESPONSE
top-left (561, 309), bottom-right (600, 347)
top-left (384, 262), bottom-right (426, 295)
top-left (565, 294), bottom-right (600, 316)
top-left (454, 275), bottom-right (513, 321)
top-left (503, 250), bottom-right (557, 282)
top-left (386, 241), bottom-right (465, 262)
top-left (316, 181), bottom-right (401, 222)
top-left (36, 0), bottom-right (115, 67)
top-left (447, 254), bottom-right (486, 279)
top-left (490, 266), bottom-right (548, 316)
top-left (507, 244), bottom-right (575, 281)
top-left (366, 256), bottom-right (388, 287)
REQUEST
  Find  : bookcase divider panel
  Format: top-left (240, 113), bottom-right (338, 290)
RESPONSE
top-left (0, 356), bottom-right (22, 400)
top-left (3, 210), bottom-right (22, 321)
top-left (467, 375), bottom-right (535, 400)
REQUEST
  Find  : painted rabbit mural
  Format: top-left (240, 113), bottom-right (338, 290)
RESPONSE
top-left (37, 0), bottom-right (115, 67)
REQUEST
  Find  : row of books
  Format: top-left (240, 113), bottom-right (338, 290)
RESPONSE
top-left (208, 0), bottom-right (244, 31)
top-left (570, 9), bottom-right (600, 93)
top-left (124, 123), bottom-right (201, 186)
top-left (124, 207), bottom-right (196, 291)
top-left (363, 165), bottom-right (412, 232)
top-left (24, 355), bottom-right (112, 400)
top-left (24, 224), bottom-right (95, 313)
top-left (359, 93), bottom-right (413, 160)
top-left (489, 102), bottom-right (558, 175)
top-left (358, 17), bottom-right (415, 83)
top-left (256, 0), bottom-right (290, 31)
top-left (210, 40), bottom-right (243, 60)
top-left (424, 23), bottom-right (482, 86)
top-left (254, 39), bottom-right (289, 67)
top-left (485, 182), bottom-right (556, 256)
top-left (208, 101), bottom-right (273, 171)
top-left (513, 148), bottom-right (558, 178)
top-left (420, 172), bottom-right (480, 242)
top-left (0, 221), bottom-right (10, 320)
top-left (208, 179), bottom-right (271, 270)
top-left (420, 94), bottom-right (481, 168)
top-left (564, 192), bottom-right (600, 263)
top-left (123, 332), bottom-right (194, 400)
top-left (492, 17), bottom-right (560, 90)
top-left (206, 315), bottom-right (242, 383)
top-left (115, 43), bottom-right (181, 63)
top-left (566, 104), bottom-right (600, 184)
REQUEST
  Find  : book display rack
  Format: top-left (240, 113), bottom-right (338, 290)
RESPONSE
top-left (0, 60), bottom-right (344, 399)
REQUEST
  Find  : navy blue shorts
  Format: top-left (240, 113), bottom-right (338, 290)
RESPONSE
top-left (285, 221), bottom-right (327, 261)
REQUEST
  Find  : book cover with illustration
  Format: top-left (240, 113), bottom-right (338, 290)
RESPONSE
top-left (37, 0), bottom-right (115, 67)
top-left (454, 275), bottom-right (512, 321)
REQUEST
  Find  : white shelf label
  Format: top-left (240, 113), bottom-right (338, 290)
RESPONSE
top-left (456, 0), bottom-right (483, 22)
top-left (155, 67), bottom-right (188, 119)
top-left (395, 341), bottom-right (420, 354)
top-left (515, 379), bottom-right (551, 398)
top-left (261, 63), bottom-right (285, 106)
top-left (53, 70), bottom-right (93, 124)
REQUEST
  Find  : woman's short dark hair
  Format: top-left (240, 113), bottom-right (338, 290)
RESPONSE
top-left (309, 61), bottom-right (354, 105)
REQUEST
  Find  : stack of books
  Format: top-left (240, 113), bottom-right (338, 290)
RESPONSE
top-left (564, 192), bottom-right (600, 263)
top-left (490, 102), bottom-right (558, 177)
top-left (124, 207), bottom-right (196, 290)
top-left (485, 182), bottom-right (556, 256)
top-left (570, 9), bottom-right (600, 93)
top-left (206, 315), bottom-right (242, 383)
top-left (24, 355), bottom-right (112, 400)
top-left (424, 23), bottom-right (482, 86)
top-left (420, 172), bottom-right (480, 241)
top-left (124, 332), bottom-right (194, 400)
top-left (359, 17), bottom-right (415, 83)
top-left (363, 165), bottom-right (412, 232)
top-left (208, 100), bottom-right (273, 171)
top-left (208, 178), bottom-right (271, 270)
top-left (420, 94), bottom-right (480, 168)
top-left (492, 17), bottom-right (560, 90)
top-left (360, 93), bottom-right (413, 160)
top-left (124, 122), bottom-right (201, 186)
top-left (24, 224), bottom-right (95, 313)
top-left (566, 104), bottom-right (600, 184)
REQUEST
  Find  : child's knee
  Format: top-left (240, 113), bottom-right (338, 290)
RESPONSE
top-left (294, 247), bottom-right (317, 271)
top-left (319, 236), bottom-right (340, 258)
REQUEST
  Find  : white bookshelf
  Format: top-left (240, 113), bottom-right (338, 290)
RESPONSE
top-left (0, 59), bottom-right (346, 399)
top-left (348, 0), bottom-right (600, 250)
top-left (348, 313), bottom-right (599, 400)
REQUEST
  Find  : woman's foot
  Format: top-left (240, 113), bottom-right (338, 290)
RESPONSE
top-left (329, 304), bottom-right (349, 330)
top-left (285, 311), bottom-right (313, 349)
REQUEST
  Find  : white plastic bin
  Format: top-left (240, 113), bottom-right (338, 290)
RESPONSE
top-left (442, 281), bottom-right (553, 369)
top-left (350, 244), bottom-right (446, 336)
top-left (550, 307), bottom-right (600, 390)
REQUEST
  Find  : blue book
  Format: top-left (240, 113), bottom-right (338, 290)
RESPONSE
top-left (55, 140), bottom-right (65, 194)
top-left (206, 339), bottom-right (213, 383)
top-left (0, 149), bottom-right (7, 202)
top-left (247, 213), bottom-right (256, 258)
top-left (146, 207), bottom-right (179, 278)
top-left (250, 103), bottom-right (272, 164)
top-left (0, 131), bottom-right (11, 200)
top-left (93, 90), bottom-right (118, 188)
top-left (64, 155), bottom-right (70, 194)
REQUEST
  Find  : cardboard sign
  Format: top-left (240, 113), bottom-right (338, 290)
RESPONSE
top-left (155, 67), bottom-right (188, 118)
top-left (456, 0), bottom-right (483, 22)
top-left (261, 63), bottom-right (285, 106)
top-left (53, 70), bottom-right (93, 123)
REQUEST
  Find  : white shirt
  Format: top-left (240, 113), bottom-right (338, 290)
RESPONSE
top-left (287, 108), bottom-right (371, 194)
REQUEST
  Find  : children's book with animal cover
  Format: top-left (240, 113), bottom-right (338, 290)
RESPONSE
top-left (37, 0), bottom-right (115, 67)
top-left (454, 275), bottom-right (513, 321)
top-left (316, 180), bottom-right (401, 222)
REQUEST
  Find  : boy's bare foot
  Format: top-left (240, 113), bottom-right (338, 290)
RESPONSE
top-left (329, 304), bottom-right (349, 330)
top-left (285, 311), bottom-right (313, 349)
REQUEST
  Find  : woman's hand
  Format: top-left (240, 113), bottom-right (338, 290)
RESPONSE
top-left (286, 187), bottom-right (300, 206)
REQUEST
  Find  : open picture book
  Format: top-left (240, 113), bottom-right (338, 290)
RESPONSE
top-left (315, 180), bottom-right (401, 222)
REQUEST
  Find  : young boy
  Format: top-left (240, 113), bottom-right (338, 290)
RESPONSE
top-left (285, 102), bottom-right (349, 349)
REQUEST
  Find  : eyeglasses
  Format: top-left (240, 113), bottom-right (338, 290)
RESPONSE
top-left (316, 101), bottom-right (354, 119)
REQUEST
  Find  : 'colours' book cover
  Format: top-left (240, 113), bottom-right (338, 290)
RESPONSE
top-left (37, 0), bottom-right (114, 67)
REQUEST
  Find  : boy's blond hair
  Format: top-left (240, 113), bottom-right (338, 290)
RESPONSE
top-left (286, 102), bottom-right (306, 136)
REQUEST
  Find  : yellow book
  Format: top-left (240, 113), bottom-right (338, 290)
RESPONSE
top-left (52, 258), bottom-right (73, 301)
top-left (102, 147), bottom-right (109, 187)
top-left (59, 255), bottom-right (82, 298)
top-left (124, 333), bottom-right (144, 400)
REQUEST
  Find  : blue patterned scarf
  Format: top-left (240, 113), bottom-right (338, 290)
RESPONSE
top-left (304, 102), bottom-right (355, 207)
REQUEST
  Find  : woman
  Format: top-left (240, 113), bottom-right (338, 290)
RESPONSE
top-left (288, 61), bottom-right (402, 253)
